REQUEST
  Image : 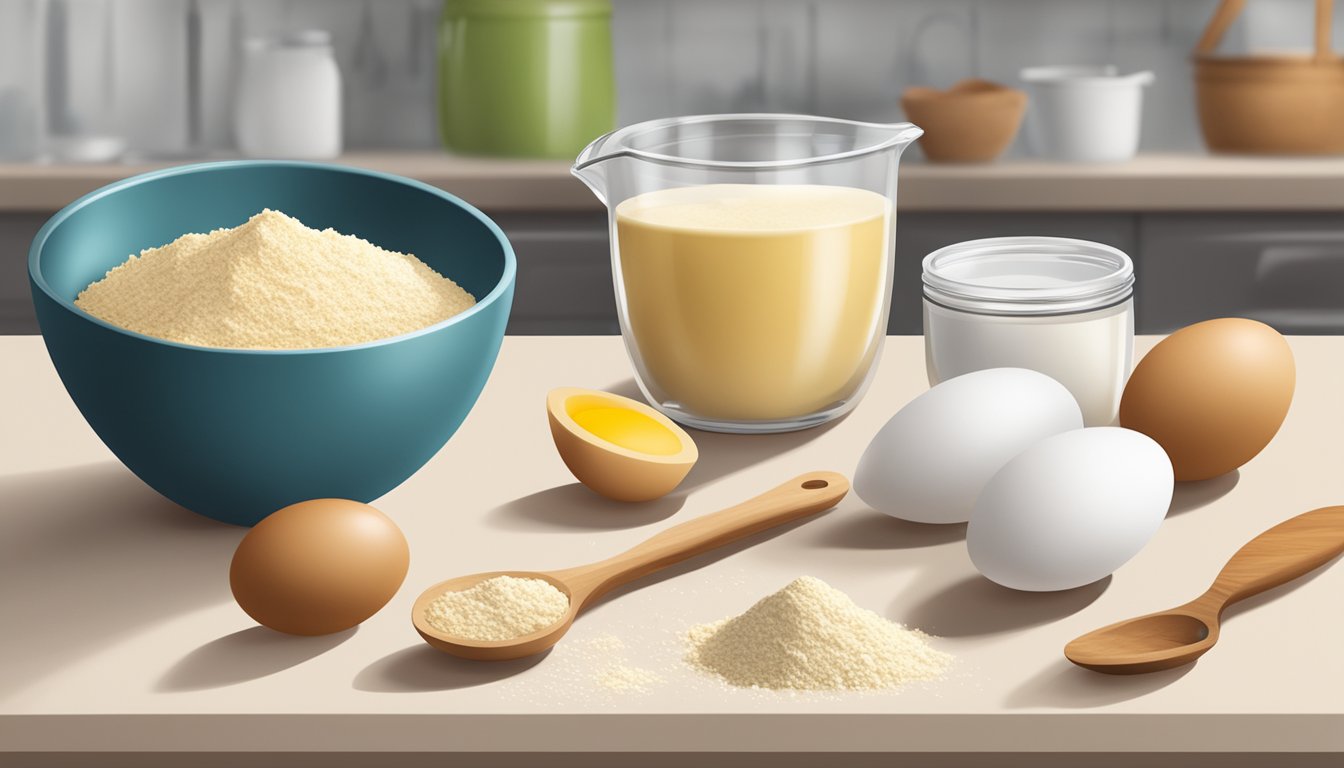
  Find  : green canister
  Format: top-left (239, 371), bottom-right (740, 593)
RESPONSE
top-left (439, 0), bottom-right (615, 158)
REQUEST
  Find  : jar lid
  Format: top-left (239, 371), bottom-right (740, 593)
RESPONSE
top-left (922, 236), bottom-right (1134, 316)
top-left (443, 0), bottom-right (611, 19)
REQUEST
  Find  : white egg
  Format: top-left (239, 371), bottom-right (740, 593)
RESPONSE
top-left (854, 368), bottom-right (1083, 524)
top-left (968, 427), bottom-right (1174, 592)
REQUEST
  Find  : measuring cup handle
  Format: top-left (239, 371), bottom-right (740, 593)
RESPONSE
top-left (567, 472), bottom-right (849, 600)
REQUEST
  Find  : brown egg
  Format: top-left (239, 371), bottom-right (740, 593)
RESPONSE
top-left (230, 499), bottom-right (410, 636)
top-left (1119, 318), bottom-right (1294, 482)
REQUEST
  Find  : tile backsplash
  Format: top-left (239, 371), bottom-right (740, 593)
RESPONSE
top-left (616, 0), bottom-right (1339, 156)
top-left (3, 0), bottom-right (1339, 159)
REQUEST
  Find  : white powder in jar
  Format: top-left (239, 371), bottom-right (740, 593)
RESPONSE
top-left (685, 576), bottom-right (951, 691)
top-left (424, 575), bottom-right (570, 642)
top-left (920, 237), bottom-right (1135, 427)
top-left (74, 209), bottom-right (476, 350)
top-left (924, 298), bottom-right (1133, 426)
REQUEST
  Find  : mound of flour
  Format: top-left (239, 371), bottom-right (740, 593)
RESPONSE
top-left (686, 576), bottom-right (951, 691)
top-left (75, 209), bottom-right (475, 349)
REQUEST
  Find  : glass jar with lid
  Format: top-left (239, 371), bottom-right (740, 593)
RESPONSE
top-left (922, 236), bottom-right (1134, 426)
top-left (235, 30), bottom-right (342, 159)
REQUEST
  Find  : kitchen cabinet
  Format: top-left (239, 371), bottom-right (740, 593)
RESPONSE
top-left (492, 211), bottom-right (616, 335)
top-left (1138, 214), bottom-right (1344, 334)
top-left (9, 210), bottom-right (1344, 337)
top-left (0, 213), bottom-right (42, 334)
top-left (3, 150), bottom-right (1342, 337)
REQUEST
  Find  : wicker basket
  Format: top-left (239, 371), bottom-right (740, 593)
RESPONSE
top-left (1195, 0), bottom-right (1344, 154)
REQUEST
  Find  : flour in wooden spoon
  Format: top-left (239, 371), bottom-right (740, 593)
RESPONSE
top-left (424, 575), bottom-right (569, 641)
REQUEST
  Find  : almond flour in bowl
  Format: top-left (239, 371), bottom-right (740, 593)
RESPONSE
top-left (75, 209), bottom-right (475, 350)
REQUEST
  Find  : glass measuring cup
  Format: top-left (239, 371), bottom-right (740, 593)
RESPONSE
top-left (572, 114), bottom-right (922, 433)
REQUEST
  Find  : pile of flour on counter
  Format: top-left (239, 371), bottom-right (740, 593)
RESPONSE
top-left (686, 576), bottom-right (952, 691)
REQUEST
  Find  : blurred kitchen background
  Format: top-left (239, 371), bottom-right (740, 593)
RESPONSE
top-left (2, 0), bottom-right (1343, 336)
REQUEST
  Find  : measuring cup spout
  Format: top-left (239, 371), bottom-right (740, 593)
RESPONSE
top-left (571, 129), bottom-right (621, 206)
top-left (572, 117), bottom-right (924, 209)
top-left (884, 122), bottom-right (925, 151)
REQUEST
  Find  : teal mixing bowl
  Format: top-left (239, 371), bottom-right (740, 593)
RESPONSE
top-left (29, 161), bottom-right (516, 526)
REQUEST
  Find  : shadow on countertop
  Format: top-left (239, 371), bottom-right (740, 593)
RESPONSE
top-left (811, 509), bottom-right (967, 550)
top-left (589, 512), bottom-right (823, 606)
top-left (606, 378), bottom-right (845, 493)
top-left (898, 575), bottom-right (1111, 638)
top-left (1004, 659), bottom-right (1193, 709)
top-left (0, 461), bottom-right (244, 703)
top-left (1004, 552), bottom-right (1340, 709)
top-left (354, 644), bottom-right (548, 693)
top-left (489, 378), bottom-right (843, 533)
top-left (488, 482), bottom-right (687, 531)
top-left (157, 626), bottom-right (356, 692)
top-left (811, 467), bottom-right (1240, 550)
top-left (1168, 470), bottom-right (1240, 516)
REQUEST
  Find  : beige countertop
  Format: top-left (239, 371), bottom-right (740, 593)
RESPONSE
top-left (2, 152), bottom-right (1344, 213)
top-left (2, 335), bottom-right (1343, 766)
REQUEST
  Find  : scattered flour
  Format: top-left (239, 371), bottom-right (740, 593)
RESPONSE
top-left (685, 576), bottom-right (952, 692)
top-left (587, 634), bottom-right (627, 655)
top-left (75, 209), bottom-right (476, 350)
top-left (597, 663), bottom-right (665, 693)
top-left (424, 575), bottom-right (569, 642)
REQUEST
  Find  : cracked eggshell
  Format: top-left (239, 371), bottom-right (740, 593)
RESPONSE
top-left (968, 427), bottom-right (1174, 592)
top-left (854, 368), bottom-right (1083, 524)
top-left (547, 387), bottom-right (698, 502)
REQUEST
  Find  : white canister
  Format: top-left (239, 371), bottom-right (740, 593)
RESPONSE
top-left (1020, 66), bottom-right (1153, 163)
top-left (922, 237), bottom-right (1135, 426)
top-left (235, 31), bottom-right (342, 159)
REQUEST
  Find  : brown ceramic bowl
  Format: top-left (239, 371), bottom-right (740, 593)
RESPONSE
top-left (901, 79), bottom-right (1028, 163)
top-left (1195, 55), bottom-right (1344, 155)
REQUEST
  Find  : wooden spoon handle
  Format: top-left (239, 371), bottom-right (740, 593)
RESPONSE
top-left (1315, 0), bottom-right (1334, 63)
top-left (1197, 506), bottom-right (1344, 613)
top-left (1194, 0), bottom-right (1246, 57)
top-left (559, 471), bottom-right (849, 602)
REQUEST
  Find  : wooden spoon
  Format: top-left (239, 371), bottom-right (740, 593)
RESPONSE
top-left (1065, 505), bottom-right (1344, 675)
top-left (412, 471), bottom-right (849, 661)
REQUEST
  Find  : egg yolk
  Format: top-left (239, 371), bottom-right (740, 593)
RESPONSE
top-left (569, 405), bottom-right (683, 456)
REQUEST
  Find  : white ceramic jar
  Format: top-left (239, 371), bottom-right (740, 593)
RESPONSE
top-left (235, 31), bottom-right (341, 159)
top-left (922, 237), bottom-right (1135, 426)
top-left (1019, 66), bottom-right (1154, 162)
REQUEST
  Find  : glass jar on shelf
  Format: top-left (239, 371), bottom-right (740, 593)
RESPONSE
top-left (235, 30), bottom-right (342, 159)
